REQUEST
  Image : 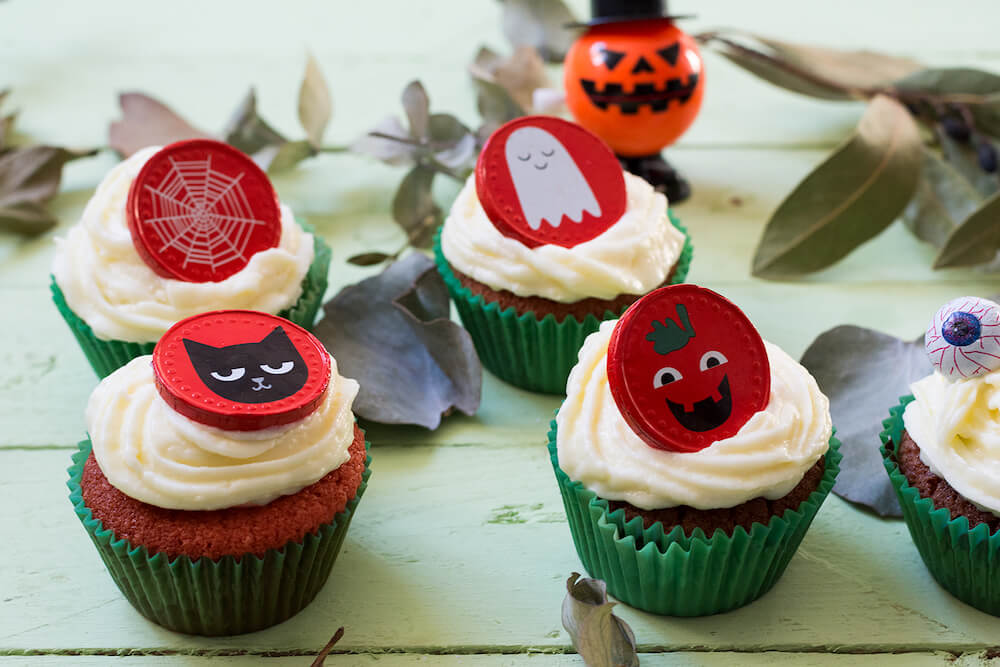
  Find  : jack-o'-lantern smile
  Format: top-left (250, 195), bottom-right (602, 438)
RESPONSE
top-left (579, 74), bottom-right (700, 113)
top-left (665, 375), bottom-right (733, 433)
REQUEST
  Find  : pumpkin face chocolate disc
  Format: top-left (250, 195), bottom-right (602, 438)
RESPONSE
top-left (475, 116), bottom-right (626, 249)
top-left (607, 285), bottom-right (770, 452)
top-left (153, 310), bottom-right (330, 431)
top-left (127, 139), bottom-right (282, 283)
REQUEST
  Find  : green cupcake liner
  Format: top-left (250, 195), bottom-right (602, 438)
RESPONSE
top-left (880, 395), bottom-right (1000, 616)
top-left (51, 225), bottom-right (331, 379)
top-left (549, 417), bottom-right (841, 616)
top-left (67, 436), bottom-right (371, 636)
top-left (435, 211), bottom-right (693, 394)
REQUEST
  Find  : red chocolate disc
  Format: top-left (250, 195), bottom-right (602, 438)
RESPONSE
top-left (152, 310), bottom-right (331, 431)
top-left (607, 285), bottom-right (771, 453)
top-left (127, 139), bottom-right (282, 283)
top-left (475, 116), bottom-right (626, 249)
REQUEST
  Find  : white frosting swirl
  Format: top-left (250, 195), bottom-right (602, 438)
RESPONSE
top-left (86, 355), bottom-right (359, 511)
top-left (440, 172), bottom-right (685, 303)
top-left (52, 146), bottom-right (315, 343)
top-left (904, 369), bottom-right (1000, 515)
top-left (556, 321), bottom-right (832, 510)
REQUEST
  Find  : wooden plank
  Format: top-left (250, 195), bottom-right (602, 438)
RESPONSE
top-left (0, 651), bottom-right (971, 665)
top-left (4, 447), bottom-right (1000, 654)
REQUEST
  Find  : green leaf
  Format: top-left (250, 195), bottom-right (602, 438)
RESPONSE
top-left (562, 573), bottom-right (639, 667)
top-left (313, 253), bottom-right (481, 428)
top-left (934, 191), bottom-right (1000, 268)
top-left (698, 31), bottom-right (921, 101)
top-left (937, 130), bottom-right (1000, 199)
top-left (800, 326), bottom-right (933, 517)
top-left (222, 88), bottom-right (288, 156)
top-left (401, 80), bottom-right (430, 140)
top-left (298, 52), bottom-right (333, 148)
top-left (500, 0), bottom-right (581, 63)
top-left (392, 165), bottom-right (441, 248)
top-left (752, 95), bottom-right (922, 277)
top-left (346, 251), bottom-right (393, 266)
top-left (263, 139), bottom-right (316, 174)
top-left (108, 92), bottom-right (210, 157)
top-left (902, 147), bottom-right (982, 248)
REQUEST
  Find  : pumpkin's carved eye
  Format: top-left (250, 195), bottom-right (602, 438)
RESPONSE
top-left (657, 43), bottom-right (680, 66)
top-left (600, 48), bottom-right (626, 71)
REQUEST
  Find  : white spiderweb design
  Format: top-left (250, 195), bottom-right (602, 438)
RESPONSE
top-left (925, 297), bottom-right (1000, 379)
top-left (142, 156), bottom-right (270, 273)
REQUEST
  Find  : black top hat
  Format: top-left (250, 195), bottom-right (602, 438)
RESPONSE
top-left (569, 0), bottom-right (692, 27)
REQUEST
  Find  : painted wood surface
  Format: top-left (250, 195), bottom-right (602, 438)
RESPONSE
top-left (3, 0), bottom-right (1000, 664)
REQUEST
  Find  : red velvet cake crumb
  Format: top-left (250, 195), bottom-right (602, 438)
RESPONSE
top-left (80, 425), bottom-right (367, 561)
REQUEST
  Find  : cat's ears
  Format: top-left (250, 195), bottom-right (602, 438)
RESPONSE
top-left (261, 326), bottom-right (288, 345)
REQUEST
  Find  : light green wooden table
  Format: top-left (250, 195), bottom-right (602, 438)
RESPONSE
top-left (4, 1), bottom-right (1000, 664)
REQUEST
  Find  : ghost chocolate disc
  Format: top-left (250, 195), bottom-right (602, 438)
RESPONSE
top-left (152, 310), bottom-right (330, 431)
top-left (607, 285), bottom-right (770, 453)
top-left (127, 139), bottom-right (282, 283)
top-left (475, 116), bottom-right (626, 249)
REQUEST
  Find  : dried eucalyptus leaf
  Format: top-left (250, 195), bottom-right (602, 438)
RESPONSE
top-left (500, 0), bottom-right (581, 62)
top-left (562, 573), bottom-right (639, 667)
top-left (314, 253), bottom-right (481, 428)
top-left (428, 113), bottom-right (476, 170)
top-left (347, 251), bottom-right (393, 266)
top-left (109, 92), bottom-right (210, 157)
top-left (903, 147), bottom-right (982, 248)
top-left (402, 80), bottom-right (430, 140)
top-left (473, 45), bottom-right (551, 112)
top-left (752, 95), bottom-right (922, 277)
top-left (350, 115), bottom-right (418, 166)
top-left (0, 202), bottom-right (57, 235)
top-left (0, 145), bottom-right (96, 235)
top-left (801, 326), bottom-right (933, 516)
top-left (261, 139), bottom-right (316, 174)
top-left (700, 31), bottom-right (921, 100)
top-left (472, 78), bottom-right (525, 138)
top-left (896, 68), bottom-right (1000, 138)
top-left (0, 112), bottom-right (17, 149)
top-left (938, 131), bottom-right (1000, 199)
top-left (934, 191), bottom-right (1000, 269)
top-left (298, 52), bottom-right (333, 148)
top-left (392, 165), bottom-right (441, 248)
top-left (223, 88), bottom-right (288, 156)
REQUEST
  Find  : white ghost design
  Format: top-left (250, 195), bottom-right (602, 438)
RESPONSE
top-left (504, 126), bottom-right (602, 230)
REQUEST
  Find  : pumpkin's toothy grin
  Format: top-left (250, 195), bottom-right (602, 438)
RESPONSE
top-left (579, 75), bottom-right (700, 113)
top-left (665, 375), bottom-right (732, 433)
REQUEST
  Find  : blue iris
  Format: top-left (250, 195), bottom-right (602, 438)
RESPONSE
top-left (942, 311), bottom-right (982, 347)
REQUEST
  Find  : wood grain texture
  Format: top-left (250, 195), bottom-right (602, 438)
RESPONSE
top-left (5, 0), bottom-right (1000, 663)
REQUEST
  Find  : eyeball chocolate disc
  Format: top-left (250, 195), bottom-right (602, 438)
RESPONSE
top-left (475, 116), bottom-right (626, 249)
top-left (925, 296), bottom-right (1000, 380)
top-left (153, 310), bottom-right (330, 431)
top-left (607, 285), bottom-right (771, 453)
top-left (127, 139), bottom-right (282, 283)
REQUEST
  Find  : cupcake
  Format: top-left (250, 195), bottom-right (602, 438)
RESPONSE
top-left (550, 284), bottom-right (839, 616)
top-left (435, 116), bottom-right (691, 394)
top-left (67, 310), bottom-right (370, 635)
top-left (881, 296), bottom-right (1000, 615)
top-left (52, 139), bottom-right (331, 378)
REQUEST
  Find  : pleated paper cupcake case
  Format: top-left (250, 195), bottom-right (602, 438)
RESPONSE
top-left (880, 395), bottom-right (1000, 616)
top-left (51, 226), bottom-right (331, 379)
top-left (548, 419), bottom-right (842, 616)
top-left (434, 211), bottom-right (693, 394)
top-left (67, 437), bottom-right (371, 636)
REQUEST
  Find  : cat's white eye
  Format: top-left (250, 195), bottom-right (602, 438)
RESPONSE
top-left (260, 361), bottom-right (294, 375)
top-left (210, 368), bottom-right (245, 382)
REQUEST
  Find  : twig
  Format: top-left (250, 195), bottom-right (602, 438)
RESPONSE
top-left (310, 627), bottom-right (345, 667)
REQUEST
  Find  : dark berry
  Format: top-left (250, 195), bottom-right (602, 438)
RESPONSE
top-left (977, 140), bottom-right (998, 173)
top-left (942, 115), bottom-right (971, 142)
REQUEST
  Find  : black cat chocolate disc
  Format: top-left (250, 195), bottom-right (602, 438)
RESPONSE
top-left (607, 285), bottom-right (771, 453)
top-left (152, 310), bottom-right (330, 431)
top-left (127, 139), bottom-right (282, 283)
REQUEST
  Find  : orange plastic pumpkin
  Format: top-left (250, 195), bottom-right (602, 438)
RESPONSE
top-left (564, 20), bottom-right (704, 157)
